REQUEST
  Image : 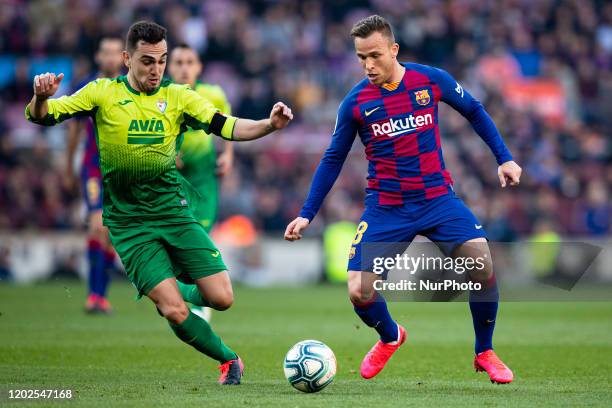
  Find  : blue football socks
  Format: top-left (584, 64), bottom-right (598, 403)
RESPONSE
top-left (353, 292), bottom-right (399, 343)
top-left (469, 277), bottom-right (499, 354)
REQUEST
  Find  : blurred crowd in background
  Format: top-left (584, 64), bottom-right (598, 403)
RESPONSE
top-left (0, 0), bottom-right (610, 240)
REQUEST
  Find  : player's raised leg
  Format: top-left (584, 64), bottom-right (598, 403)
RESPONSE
top-left (348, 271), bottom-right (406, 379)
top-left (453, 238), bottom-right (513, 384)
top-left (147, 277), bottom-right (242, 384)
top-left (162, 221), bottom-right (243, 384)
top-left (108, 222), bottom-right (242, 385)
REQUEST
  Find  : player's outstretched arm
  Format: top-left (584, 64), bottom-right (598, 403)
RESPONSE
top-left (28, 72), bottom-right (65, 119)
top-left (284, 217), bottom-right (310, 241)
top-left (498, 160), bottom-right (522, 188)
top-left (232, 102), bottom-right (293, 141)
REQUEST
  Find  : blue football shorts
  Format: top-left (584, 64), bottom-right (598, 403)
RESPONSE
top-left (347, 192), bottom-right (487, 272)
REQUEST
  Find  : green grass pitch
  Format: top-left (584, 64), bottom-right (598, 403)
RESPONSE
top-left (1, 281), bottom-right (611, 407)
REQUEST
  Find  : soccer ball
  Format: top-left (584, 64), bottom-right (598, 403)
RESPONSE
top-left (283, 340), bottom-right (336, 393)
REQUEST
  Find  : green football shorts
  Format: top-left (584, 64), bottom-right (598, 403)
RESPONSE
top-left (108, 221), bottom-right (227, 297)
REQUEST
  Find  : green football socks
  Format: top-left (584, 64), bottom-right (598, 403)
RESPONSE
top-left (170, 311), bottom-right (237, 363)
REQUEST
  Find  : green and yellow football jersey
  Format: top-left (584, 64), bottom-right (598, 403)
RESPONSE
top-left (25, 75), bottom-right (237, 226)
top-left (178, 81), bottom-right (232, 186)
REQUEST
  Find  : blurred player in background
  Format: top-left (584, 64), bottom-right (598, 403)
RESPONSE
top-left (168, 43), bottom-right (234, 323)
top-left (66, 36), bottom-right (124, 314)
top-left (26, 21), bottom-right (292, 385)
top-left (285, 15), bottom-right (521, 384)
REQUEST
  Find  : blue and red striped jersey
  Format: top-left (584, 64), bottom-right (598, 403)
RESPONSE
top-left (299, 62), bottom-right (513, 221)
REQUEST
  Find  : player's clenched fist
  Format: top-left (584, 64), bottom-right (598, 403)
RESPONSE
top-left (284, 217), bottom-right (310, 241)
top-left (269, 102), bottom-right (293, 130)
top-left (33, 72), bottom-right (64, 99)
top-left (498, 160), bottom-right (522, 188)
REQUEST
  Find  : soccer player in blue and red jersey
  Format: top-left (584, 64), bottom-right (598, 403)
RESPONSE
top-left (65, 36), bottom-right (124, 314)
top-left (285, 15), bottom-right (521, 384)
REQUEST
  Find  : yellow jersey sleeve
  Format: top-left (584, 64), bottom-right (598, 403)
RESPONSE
top-left (25, 80), bottom-right (101, 126)
top-left (198, 84), bottom-right (231, 115)
top-left (181, 86), bottom-right (237, 140)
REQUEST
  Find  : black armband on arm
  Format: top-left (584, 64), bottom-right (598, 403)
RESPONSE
top-left (209, 112), bottom-right (227, 136)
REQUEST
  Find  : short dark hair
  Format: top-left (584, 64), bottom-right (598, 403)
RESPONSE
top-left (350, 15), bottom-right (395, 42)
top-left (126, 21), bottom-right (167, 53)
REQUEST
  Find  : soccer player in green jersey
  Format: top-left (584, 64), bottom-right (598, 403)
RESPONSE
top-left (26, 21), bottom-right (293, 385)
top-left (168, 43), bottom-right (233, 323)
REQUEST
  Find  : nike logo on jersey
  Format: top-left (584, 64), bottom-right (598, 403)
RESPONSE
top-left (211, 251), bottom-right (220, 258)
top-left (364, 106), bottom-right (380, 117)
top-left (475, 224), bottom-right (483, 229)
top-left (118, 99), bottom-right (133, 106)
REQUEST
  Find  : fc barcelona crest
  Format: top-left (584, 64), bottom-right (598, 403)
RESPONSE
top-left (415, 90), bottom-right (430, 106)
top-left (156, 98), bottom-right (167, 113)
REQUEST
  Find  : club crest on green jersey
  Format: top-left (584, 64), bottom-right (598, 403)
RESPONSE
top-left (157, 98), bottom-right (167, 113)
